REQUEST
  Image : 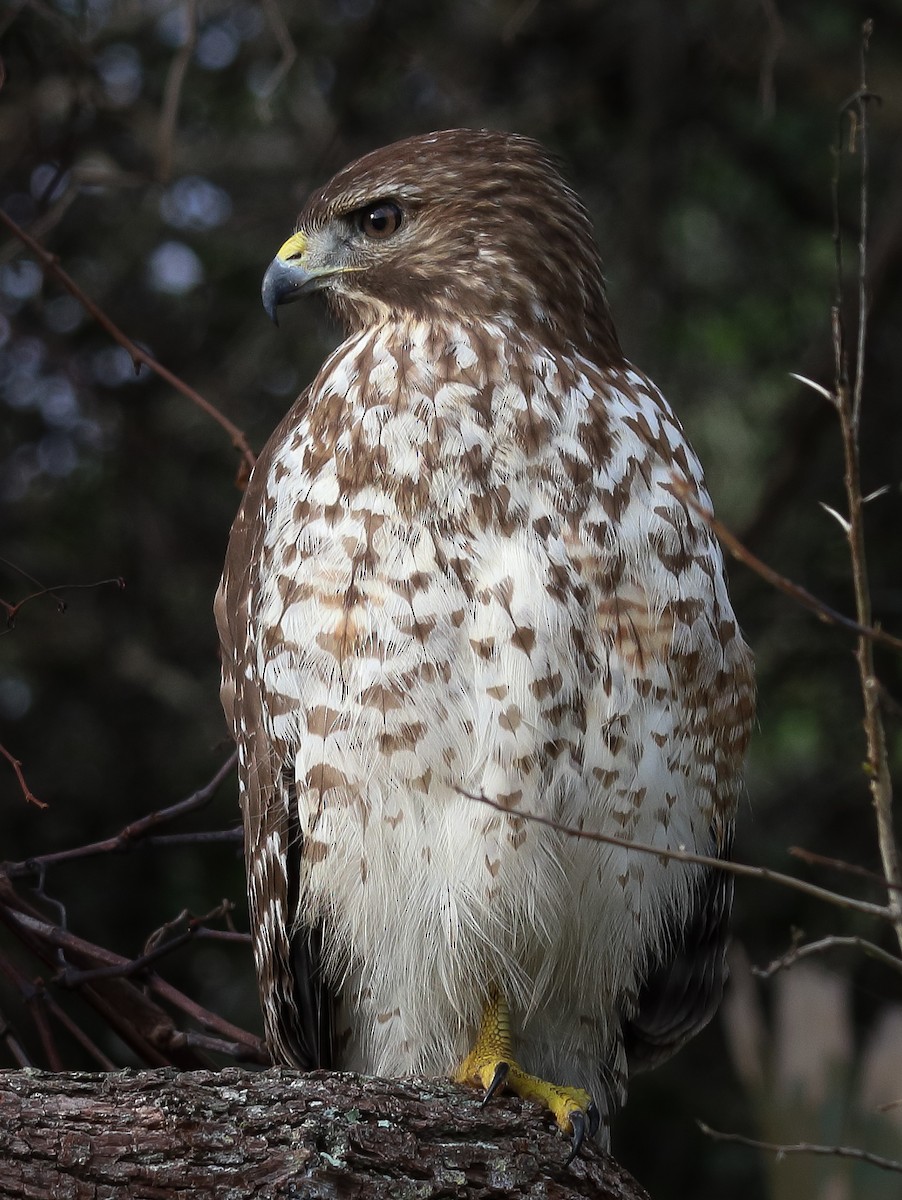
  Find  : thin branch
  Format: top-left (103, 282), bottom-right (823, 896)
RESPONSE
top-left (146, 828), bottom-right (244, 849)
top-left (0, 210), bottom-right (256, 476)
top-left (27, 993), bottom-right (63, 1072)
top-left (0, 185), bottom-right (77, 269)
top-left (0, 997), bottom-right (33, 1068)
top-left (2, 752), bottom-right (237, 879)
top-left (59, 903), bottom-right (237, 987)
top-left (193, 928), bottom-right (250, 944)
top-left (1, 556), bottom-right (68, 613)
top-left (2, 574), bottom-right (125, 628)
top-left (465, 792), bottom-right (897, 923)
top-left (697, 1123), bottom-right (902, 1175)
top-left (0, 901), bottom-right (265, 1063)
top-left (177, 1028), bottom-right (263, 1058)
top-left (757, 0), bottom-right (785, 119)
top-left (146, 975), bottom-right (266, 1061)
top-left (0, 950), bottom-right (62, 1070)
top-left (256, 0), bottom-right (298, 115)
top-left (670, 478), bottom-right (902, 654)
top-left (848, 24), bottom-right (876, 432)
top-left (0, 883), bottom-right (199, 1069)
top-left (143, 902), bottom-right (238, 954)
top-left (789, 844), bottom-right (902, 891)
top-left (0, 756), bottom-right (258, 1068)
top-left (753, 934), bottom-right (902, 980)
top-left (832, 21), bottom-right (902, 956)
top-left (0, 743), bottom-right (47, 809)
top-left (39, 991), bottom-right (117, 1071)
top-left (156, 0), bottom-right (198, 182)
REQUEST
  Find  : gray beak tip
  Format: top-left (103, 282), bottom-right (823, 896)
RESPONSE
top-left (262, 255), bottom-right (316, 325)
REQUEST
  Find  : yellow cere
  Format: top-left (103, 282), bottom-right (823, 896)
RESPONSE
top-left (276, 231), bottom-right (308, 262)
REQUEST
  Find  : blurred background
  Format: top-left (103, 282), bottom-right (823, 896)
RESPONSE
top-left (2, 2), bottom-right (901, 1197)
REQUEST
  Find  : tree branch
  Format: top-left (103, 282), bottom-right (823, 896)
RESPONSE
top-left (0, 209), bottom-right (257, 477)
top-left (669, 477), bottom-right (902, 654)
top-left (466, 793), bottom-right (898, 923)
top-left (256, 0), bottom-right (298, 115)
top-left (697, 1122), bottom-right (902, 1176)
top-left (831, 20), bottom-right (902, 956)
top-left (155, 0), bottom-right (198, 182)
top-left (753, 933), bottom-right (902, 980)
top-left (789, 843), bottom-right (902, 891)
top-left (2, 752), bottom-right (237, 879)
top-left (0, 1068), bottom-right (650, 1199)
top-left (0, 742), bottom-right (46, 809)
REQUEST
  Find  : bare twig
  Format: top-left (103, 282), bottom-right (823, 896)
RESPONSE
top-left (0, 210), bottom-right (256, 476)
top-left (789, 844), bottom-right (902, 891)
top-left (156, 0), bottom-right (198, 182)
top-left (697, 1123), bottom-right (902, 1175)
top-left (143, 902), bottom-right (241, 954)
top-left (256, 0), bottom-right (298, 114)
top-left (59, 902), bottom-right (237, 987)
top-left (0, 950), bottom-right (62, 1070)
top-left (831, 20), bottom-right (902, 955)
top-left (26, 993), bottom-right (62, 1072)
top-left (848, 23), bottom-right (876, 432)
top-left (757, 0), bottom-right (785, 119)
top-left (464, 792), bottom-right (897, 923)
top-left (738, 178), bottom-right (902, 553)
top-left (2, 752), bottom-right (237, 879)
top-left (2, 573), bottom-right (125, 628)
top-left (177, 1028), bottom-right (263, 1058)
top-left (0, 755), bottom-right (261, 1070)
top-left (0, 743), bottom-right (46, 809)
top-left (146, 828), bottom-right (244, 849)
top-left (0, 899), bottom-right (265, 1064)
top-left (753, 933), bottom-right (902, 980)
top-left (147, 975), bottom-right (266, 1061)
top-left (0, 556), bottom-right (68, 617)
top-left (0, 996), bottom-right (34, 1069)
top-left (671, 478), bottom-right (902, 654)
top-left (39, 991), bottom-right (117, 1070)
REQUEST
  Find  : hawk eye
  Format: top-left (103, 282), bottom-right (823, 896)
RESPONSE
top-left (359, 201), bottom-right (403, 240)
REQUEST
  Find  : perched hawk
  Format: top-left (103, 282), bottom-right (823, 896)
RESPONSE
top-left (216, 129), bottom-right (754, 1155)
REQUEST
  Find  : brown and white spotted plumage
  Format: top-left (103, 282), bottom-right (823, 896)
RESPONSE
top-left (215, 129), bottom-right (754, 1141)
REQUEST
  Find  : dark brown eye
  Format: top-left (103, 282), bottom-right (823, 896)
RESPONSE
top-left (359, 201), bottom-right (403, 240)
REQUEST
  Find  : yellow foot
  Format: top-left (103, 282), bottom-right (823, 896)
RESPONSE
top-left (453, 991), bottom-right (599, 1164)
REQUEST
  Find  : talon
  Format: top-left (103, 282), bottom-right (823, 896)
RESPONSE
top-left (482, 1060), bottom-right (509, 1105)
top-left (454, 991), bottom-right (596, 1162)
top-left (586, 1100), bottom-right (600, 1139)
top-left (565, 1109), bottom-right (587, 1166)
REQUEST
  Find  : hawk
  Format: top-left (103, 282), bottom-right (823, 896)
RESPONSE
top-left (215, 128), bottom-right (754, 1155)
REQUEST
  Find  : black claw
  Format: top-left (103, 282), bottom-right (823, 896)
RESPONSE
top-left (564, 1110), bottom-right (587, 1167)
top-left (481, 1061), bottom-right (510, 1106)
top-left (563, 1101), bottom-right (598, 1167)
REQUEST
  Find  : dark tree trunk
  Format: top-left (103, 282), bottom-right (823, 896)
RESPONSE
top-left (0, 1067), bottom-right (651, 1198)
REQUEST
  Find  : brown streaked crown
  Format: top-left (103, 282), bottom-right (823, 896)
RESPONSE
top-left (292, 129), bottom-right (622, 361)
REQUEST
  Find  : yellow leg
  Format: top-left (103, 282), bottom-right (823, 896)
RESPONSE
top-left (453, 990), bottom-right (599, 1162)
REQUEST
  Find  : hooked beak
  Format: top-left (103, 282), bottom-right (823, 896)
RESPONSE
top-left (261, 231), bottom-right (327, 325)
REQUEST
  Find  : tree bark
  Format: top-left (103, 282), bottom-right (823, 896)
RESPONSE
top-left (0, 1067), bottom-right (650, 1199)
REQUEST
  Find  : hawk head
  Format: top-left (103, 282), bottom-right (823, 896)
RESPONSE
top-left (262, 129), bottom-right (621, 360)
